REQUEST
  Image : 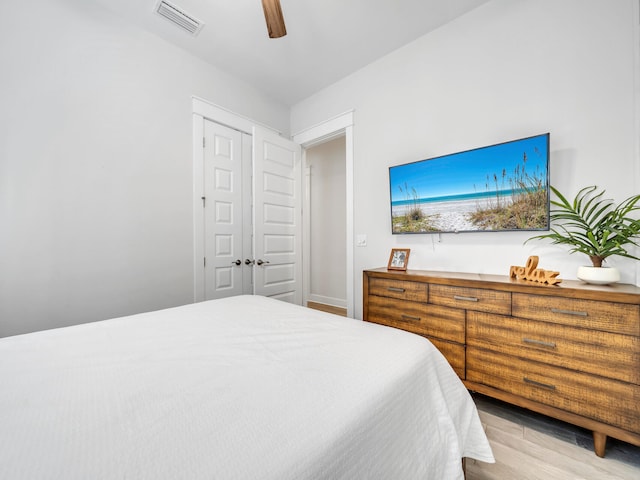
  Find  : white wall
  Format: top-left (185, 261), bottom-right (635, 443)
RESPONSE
top-left (291, 0), bottom-right (640, 319)
top-left (308, 136), bottom-right (347, 307)
top-left (0, 0), bottom-right (289, 336)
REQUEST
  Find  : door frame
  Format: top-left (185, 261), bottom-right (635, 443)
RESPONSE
top-left (293, 111), bottom-right (355, 318)
top-left (192, 96), bottom-right (281, 302)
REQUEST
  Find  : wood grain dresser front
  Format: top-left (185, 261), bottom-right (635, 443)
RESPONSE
top-left (363, 268), bottom-right (640, 458)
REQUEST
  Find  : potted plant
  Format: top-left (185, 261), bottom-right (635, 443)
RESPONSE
top-left (527, 185), bottom-right (640, 284)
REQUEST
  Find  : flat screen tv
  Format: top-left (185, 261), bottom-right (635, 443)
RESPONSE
top-left (389, 133), bottom-right (550, 234)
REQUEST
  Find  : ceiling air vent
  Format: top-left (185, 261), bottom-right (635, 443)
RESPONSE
top-left (154, 0), bottom-right (204, 36)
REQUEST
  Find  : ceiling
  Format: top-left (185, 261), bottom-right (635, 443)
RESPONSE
top-left (90, 0), bottom-right (490, 106)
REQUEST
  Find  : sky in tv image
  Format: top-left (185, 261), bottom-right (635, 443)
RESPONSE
top-left (390, 134), bottom-right (548, 205)
top-left (390, 134), bottom-right (549, 234)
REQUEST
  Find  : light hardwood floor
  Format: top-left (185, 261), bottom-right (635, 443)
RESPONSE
top-left (306, 301), bottom-right (347, 317)
top-left (467, 394), bottom-right (640, 480)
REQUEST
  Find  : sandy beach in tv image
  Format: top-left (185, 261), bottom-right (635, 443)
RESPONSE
top-left (391, 195), bottom-right (514, 232)
top-left (389, 134), bottom-right (550, 234)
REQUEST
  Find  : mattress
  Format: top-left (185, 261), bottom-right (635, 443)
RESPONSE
top-left (0, 295), bottom-right (493, 479)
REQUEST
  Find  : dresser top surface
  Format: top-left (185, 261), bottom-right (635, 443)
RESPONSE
top-left (364, 267), bottom-right (640, 303)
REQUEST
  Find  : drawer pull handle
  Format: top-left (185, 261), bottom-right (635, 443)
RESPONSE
top-left (523, 377), bottom-right (556, 390)
top-left (454, 295), bottom-right (478, 302)
top-left (401, 314), bottom-right (421, 322)
top-left (551, 308), bottom-right (588, 317)
top-left (387, 287), bottom-right (406, 293)
top-left (522, 338), bottom-right (557, 349)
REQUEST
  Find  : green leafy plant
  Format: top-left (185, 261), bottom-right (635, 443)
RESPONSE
top-left (526, 185), bottom-right (640, 267)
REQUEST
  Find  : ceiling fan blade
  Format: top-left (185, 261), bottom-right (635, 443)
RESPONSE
top-left (261, 0), bottom-right (287, 38)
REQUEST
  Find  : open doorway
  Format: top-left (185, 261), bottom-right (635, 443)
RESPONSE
top-left (293, 111), bottom-right (354, 317)
top-left (306, 136), bottom-right (347, 316)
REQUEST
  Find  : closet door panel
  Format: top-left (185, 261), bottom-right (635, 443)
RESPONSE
top-left (253, 127), bottom-right (302, 304)
top-left (203, 121), bottom-right (245, 299)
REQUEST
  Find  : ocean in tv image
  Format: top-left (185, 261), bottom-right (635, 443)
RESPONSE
top-left (389, 133), bottom-right (550, 234)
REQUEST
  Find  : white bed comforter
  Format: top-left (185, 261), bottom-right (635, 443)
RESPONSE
top-left (0, 295), bottom-right (493, 479)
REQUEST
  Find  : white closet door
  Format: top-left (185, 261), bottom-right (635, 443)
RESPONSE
top-left (252, 127), bottom-right (302, 304)
top-left (203, 120), bottom-right (246, 299)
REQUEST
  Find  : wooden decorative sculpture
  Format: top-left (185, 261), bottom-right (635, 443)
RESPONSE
top-left (510, 256), bottom-right (561, 285)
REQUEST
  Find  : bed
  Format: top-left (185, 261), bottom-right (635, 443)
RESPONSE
top-left (0, 295), bottom-right (493, 479)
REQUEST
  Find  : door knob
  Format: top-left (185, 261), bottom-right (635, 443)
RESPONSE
top-left (231, 259), bottom-right (242, 266)
top-left (245, 259), bottom-right (255, 265)
top-left (256, 259), bottom-right (270, 266)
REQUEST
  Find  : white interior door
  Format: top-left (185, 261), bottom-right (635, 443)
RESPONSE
top-left (203, 120), bottom-right (250, 299)
top-left (193, 100), bottom-right (303, 305)
top-left (252, 127), bottom-right (302, 304)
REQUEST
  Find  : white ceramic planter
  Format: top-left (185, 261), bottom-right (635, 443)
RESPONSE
top-left (576, 266), bottom-right (620, 285)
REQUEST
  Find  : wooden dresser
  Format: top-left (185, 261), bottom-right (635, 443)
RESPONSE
top-left (363, 268), bottom-right (640, 457)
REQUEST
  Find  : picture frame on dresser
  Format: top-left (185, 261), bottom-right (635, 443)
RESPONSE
top-left (388, 248), bottom-right (410, 271)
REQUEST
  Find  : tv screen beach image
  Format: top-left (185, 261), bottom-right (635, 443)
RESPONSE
top-left (389, 134), bottom-right (549, 234)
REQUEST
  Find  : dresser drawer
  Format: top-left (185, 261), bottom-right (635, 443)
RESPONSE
top-left (512, 293), bottom-right (640, 336)
top-left (467, 348), bottom-right (640, 433)
top-left (366, 295), bottom-right (465, 343)
top-left (429, 337), bottom-right (465, 379)
top-left (368, 277), bottom-right (428, 302)
top-left (467, 311), bottom-right (640, 384)
top-left (429, 284), bottom-right (511, 315)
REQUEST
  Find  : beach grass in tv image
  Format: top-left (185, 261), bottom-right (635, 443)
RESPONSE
top-left (389, 133), bottom-right (550, 234)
